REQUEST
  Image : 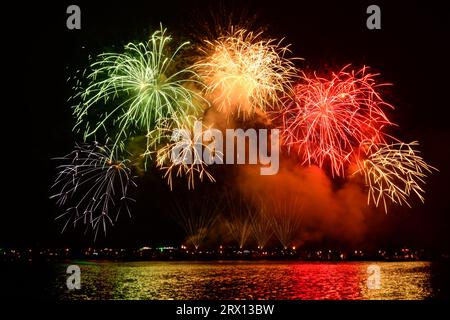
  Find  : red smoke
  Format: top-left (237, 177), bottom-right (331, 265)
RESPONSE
top-left (236, 159), bottom-right (370, 245)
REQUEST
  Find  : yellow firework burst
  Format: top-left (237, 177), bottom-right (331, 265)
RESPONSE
top-left (355, 141), bottom-right (437, 212)
top-left (195, 28), bottom-right (298, 118)
top-left (156, 116), bottom-right (222, 190)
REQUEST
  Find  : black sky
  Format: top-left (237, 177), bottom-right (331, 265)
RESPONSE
top-left (4, 0), bottom-right (449, 250)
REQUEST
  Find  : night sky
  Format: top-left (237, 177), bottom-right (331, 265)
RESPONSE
top-left (4, 0), bottom-right (449, 251)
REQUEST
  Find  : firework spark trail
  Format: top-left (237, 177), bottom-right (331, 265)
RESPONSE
top-left (225, 217), bottom-right (252, 249)
top-left (195, 28), bottom-right (298, 119)
top-left (171, 196), bottom-right (221, 249)
top-left (354, 141), bottom-right (437, 213)
top-left (279, 66), bottom-right (395, 177)
top-left (72, 26), bottom-right (205, 157)
top-left (250, 207), bottom-right (274, 249)
top-left (156, 116), bottom-right (221, 190)
top-left (223, 191), bottom-right (255, 249)
top-left (50, 142), bottom-right (136, 238)
top-left (270, 196), bottom-right (302, 249)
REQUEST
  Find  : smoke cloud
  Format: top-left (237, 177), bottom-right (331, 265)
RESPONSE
top-left (235, 159), bottom-right (370, 245)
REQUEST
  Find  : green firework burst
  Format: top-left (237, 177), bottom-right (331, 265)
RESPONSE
top-left (72, 26), bottom-right (206, 159)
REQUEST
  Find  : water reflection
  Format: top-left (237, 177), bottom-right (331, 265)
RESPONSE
top-left (56, 261), bottom-right (434, 300)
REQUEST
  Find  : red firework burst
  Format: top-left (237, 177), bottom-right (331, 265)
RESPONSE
top-left (280, 65), bottom-right (395, 176)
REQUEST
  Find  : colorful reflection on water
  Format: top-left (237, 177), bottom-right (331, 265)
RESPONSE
top-left (52, 261), bottom-right (438, 300)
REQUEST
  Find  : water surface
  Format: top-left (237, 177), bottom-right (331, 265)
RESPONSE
top-left (47, 261), bottom-right (441, 300)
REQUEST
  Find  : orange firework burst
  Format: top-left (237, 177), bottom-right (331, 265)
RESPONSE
top-left (195, 28), bottom-right (298, 119)
top-left (280, 65), bottom-right (395, 177)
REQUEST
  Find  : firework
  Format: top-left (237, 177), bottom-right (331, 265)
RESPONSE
top-left (171, 196), bottom-right (221, 249)
top-left (250, 207), bottom-right (273, 249)
top-left (225, 217), bottom-right (252, 249)
top-left (270, 196), bottom-right (302, 249)
top-left (156, 116), bottom-right (221, 190)
top-left (50, 142), bottom-right (136, 238)
top-left (195, 28), bottom-right (297, 118)
top-left (222, 191), bottom-right (255, 249)
top-left (354, 141), bottom-right (437, 212)
top-left (280, 66), bottom-right (394, 177)
top-left (72, 26), bottom-right (205, 157)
